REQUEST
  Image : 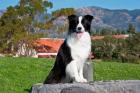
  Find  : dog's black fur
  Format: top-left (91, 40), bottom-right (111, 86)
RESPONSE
top-left (44, 41), bottom-right (72, 83)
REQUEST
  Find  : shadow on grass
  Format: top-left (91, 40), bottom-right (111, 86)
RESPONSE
top-left (24, 88), bottom-right (32, 93)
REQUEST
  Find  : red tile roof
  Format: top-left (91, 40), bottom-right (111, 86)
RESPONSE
top-left (91, 36), bottom-right (104, 40)
top-left (35, 38), bottom-right (64, 53)
top-left (91, 35), bottom-right (129, 40)
top-left (112, 35), bottom-right (129, 39)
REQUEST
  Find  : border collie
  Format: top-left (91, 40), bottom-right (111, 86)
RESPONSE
top-left (44, 15), bottom-right (94, 84)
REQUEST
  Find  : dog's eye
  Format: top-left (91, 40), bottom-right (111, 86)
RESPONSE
top-left (72, 20), bottom-right (78, 24)
top-left (75, 20), bottom-right (79, 24)
top-left (77, 20), bottom-right (79, 23)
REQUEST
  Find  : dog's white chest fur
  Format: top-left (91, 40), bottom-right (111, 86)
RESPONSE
top-left (67, 32), bottom-right (91, 61)
top-left (65, 32), bottom-right (91, 82)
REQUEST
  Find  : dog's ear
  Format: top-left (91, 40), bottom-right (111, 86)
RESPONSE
top-left (68, 14), bottom-right (77, 22)
top-left (84, 15), bottom-right (94, 23)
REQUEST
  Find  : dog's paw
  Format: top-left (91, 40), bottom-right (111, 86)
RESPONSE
top-left (74, 77), bottom-right (87, 83)
top-left (74, 77), bottom-right (82, 83)
top-left (80, 78), bottom-right (87, 83)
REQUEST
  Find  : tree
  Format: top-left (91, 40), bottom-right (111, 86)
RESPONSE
top-left (127, 23), bottom-right (136, 34)
top-left (45, 8), bottom-right (75, 37)
top-left (119, 32), bottom-right (140, 63)
top-left (92, 36), bottom-right (119, 59)
top-left (0, 0), bottom-right (53, 56)
top-left (126, 33), bottom-right (140, 57)
top-left (52, 8), bottom-right (75, 17)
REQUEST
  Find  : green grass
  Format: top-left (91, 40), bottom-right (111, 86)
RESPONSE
top-left (0, 57), bottom-right (140, 93)
top-left (94, 61), bottom-right (140, 80)
top-left (0, 57), bottom-right (54, 93)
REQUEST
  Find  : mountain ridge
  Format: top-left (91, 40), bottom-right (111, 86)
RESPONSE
top-left (75, 6), bottom-right (140, 31)
top-left (0, 6), bottom-right (140, 37)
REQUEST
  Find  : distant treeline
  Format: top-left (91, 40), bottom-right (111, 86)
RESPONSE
top-left (91, 23), bottom-right (136, 36)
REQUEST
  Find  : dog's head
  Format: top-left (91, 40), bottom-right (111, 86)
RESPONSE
top-left (68, 15), bottom-right (94, 37)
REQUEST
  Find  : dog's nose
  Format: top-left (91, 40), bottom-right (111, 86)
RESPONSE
top-left (77, 27), bottom-right (82, 30)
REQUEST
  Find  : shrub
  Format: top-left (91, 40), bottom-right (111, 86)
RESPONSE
top-left (120, 53), bottom-right (139, 64)
top-left (92, 35), bottom-right (124, 60)
top-left (92, 33), bottom-right (140, 63)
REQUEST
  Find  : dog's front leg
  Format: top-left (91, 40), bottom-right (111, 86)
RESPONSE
top-left (79, 64), bottom-right (87, 83)
top-left (66, 60), bottom-right (82, 82)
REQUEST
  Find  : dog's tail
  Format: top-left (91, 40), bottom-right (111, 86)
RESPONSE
top-left (43, 69), bottom-right (62, 84)
top-left (43, 70), bottom-right (56, 84)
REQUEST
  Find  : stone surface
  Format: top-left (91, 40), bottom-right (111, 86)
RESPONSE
top-left (61, 86), bottom-right (94, 93)
top-left (31, 80), bottom-right (140, 93)
top-left (83, 62), bottom-right (94, 82)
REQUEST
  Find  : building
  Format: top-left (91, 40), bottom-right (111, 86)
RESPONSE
top-left (35, 38), bottom-right (64, 58)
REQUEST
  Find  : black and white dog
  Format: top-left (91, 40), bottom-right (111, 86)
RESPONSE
top-left (44, 15), bottom-right (93, 84)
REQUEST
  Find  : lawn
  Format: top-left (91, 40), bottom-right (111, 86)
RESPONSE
top-left (0, 57), bottom-right (54, 93)
top-left (0, 57), bottom-right (140, 93)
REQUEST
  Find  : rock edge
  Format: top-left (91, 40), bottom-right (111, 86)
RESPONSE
top-left (31, 80), bottom-right (140, 93)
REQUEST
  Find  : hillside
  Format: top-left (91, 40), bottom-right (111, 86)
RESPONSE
top-left (1, 6), bottom-right (140, 37)
top-left (76, 6), bottom-right (140, 31)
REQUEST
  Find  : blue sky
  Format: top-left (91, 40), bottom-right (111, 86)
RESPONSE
top-left (0, 0), bottom-right (140, 13)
